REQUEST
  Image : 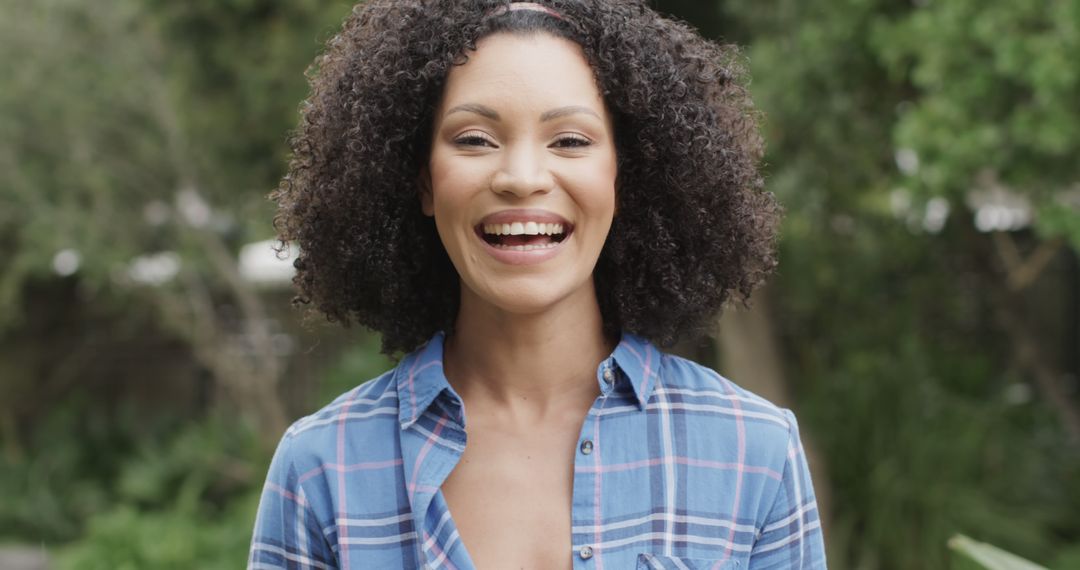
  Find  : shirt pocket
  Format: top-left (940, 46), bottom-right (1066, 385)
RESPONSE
top-left (636, 553), bottom-right (741, 570)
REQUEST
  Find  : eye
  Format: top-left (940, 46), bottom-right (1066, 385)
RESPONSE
top-left (454, 131), bottom-right (496, 148)
top-left (552, 134), bottom-right (592, 149)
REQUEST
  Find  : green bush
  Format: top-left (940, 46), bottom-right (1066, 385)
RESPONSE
top-left (1, 397), bottom-right (140, 542)
top-left (54, 493), bottom-right (258, 570)
top-left (43, 414), bottom-right (266, 567)
top-left (1, 337), bottom-right (388, 566)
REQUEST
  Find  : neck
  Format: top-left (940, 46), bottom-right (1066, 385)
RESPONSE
top-left (444, 281), bottom-right (614, 424)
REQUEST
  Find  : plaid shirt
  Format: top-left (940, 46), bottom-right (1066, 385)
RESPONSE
top-left (249, 332), bottom-right (826, 569)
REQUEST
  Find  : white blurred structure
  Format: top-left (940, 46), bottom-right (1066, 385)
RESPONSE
top-left (966, 170), bottom-right (1034, 233)
top-left (888, 188), bottom-right (951, 235)
top-left (128, 252), bottom-right (181, 286)
top-left (239, 239), bottom-right (298, 286)
top-left (52, 249), bottom-right (82, 277)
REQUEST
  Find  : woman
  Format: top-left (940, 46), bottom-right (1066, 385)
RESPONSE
top-left (250, 1), bottom-right (826, 568)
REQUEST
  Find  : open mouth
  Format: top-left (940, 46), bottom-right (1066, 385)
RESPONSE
top-left (476, 221), bottom-right (571, 251)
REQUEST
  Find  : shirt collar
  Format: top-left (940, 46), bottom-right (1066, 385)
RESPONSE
top-left (395, 331), bottom-right (460, 430)
top-left (610, 332), bottom-right (660, 409)
top-left (395, 330), bottom-right (661, 428)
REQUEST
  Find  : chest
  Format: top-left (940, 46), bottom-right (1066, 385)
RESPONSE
top-left (375, 388), bottom-right (776, 570)
top-left (440, 420), bottom-right (583, 570)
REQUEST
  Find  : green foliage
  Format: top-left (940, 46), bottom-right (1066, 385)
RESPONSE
top-left (725, 0), bottom-right (902, 212)
top-left (875, 0), bottom-right (1080, 246)
top-left (876, 0), bottom-right (1080, 195)
top-left (136, 0), bottom-right (354, 212)
top-left (1036, 200), bottom-right (1080, 251)
top-left (774, 206), bottom-right (1080, 568)
top-left (0, 334), bottom-right (392, 564)
top-left (316, 331), bottom-right (396, 405)
top-left (111, 417), bottom-right (266, 514)
top-left (727, 0), bottom-right (1080, 242)
top-left (53, 494), bottom-right (258, 570)
top-left (720, 0), bottom-right (1080, 566)
top-left (0, 0), bottom-right (352, 331)
top-left (1, 397), bottom-right (137, 542)
top-left (0, 397), bottom-right (266, 547)
top-left (1049, 544), bottom-right (1080, 570)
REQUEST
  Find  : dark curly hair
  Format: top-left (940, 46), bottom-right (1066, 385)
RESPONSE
top-left (273, 0), bottom-right (780, 355)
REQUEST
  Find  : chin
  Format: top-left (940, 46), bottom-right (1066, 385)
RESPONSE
top-left (465, 275), bottom-right (592, 317)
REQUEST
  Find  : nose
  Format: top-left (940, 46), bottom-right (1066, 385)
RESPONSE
top-left (490, 143), bottom-right (554, 198)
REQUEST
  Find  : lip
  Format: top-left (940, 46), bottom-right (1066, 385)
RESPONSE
top-left (477, 208), bottom-right (572, 227)
top-left (474, 208), bottom-right (573, 266)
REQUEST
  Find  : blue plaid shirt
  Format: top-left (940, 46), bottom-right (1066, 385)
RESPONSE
top-left (249, 332), bottom-right (826, 569)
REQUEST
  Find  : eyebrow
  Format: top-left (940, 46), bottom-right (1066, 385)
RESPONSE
top-left (445, 103), bottom-right (500, 120)
top-left (444, 103), bottom-right (601, 122)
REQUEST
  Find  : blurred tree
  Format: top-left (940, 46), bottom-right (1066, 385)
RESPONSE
top-left (874, 0), bottom-right (1080, 441)
top-left (729, 0), bottom-right (1080, 440)
top-left (0, 0), bottom-right (352, 442)
top-left (722, 0), bottom-right (1080, 567)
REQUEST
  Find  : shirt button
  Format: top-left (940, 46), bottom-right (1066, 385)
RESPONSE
top-left (579, 545), bottom-right (594, 559)
top-left (602, 368), bottom-right (614, 383)
top-left (580, 439), bottom-right (593, 455)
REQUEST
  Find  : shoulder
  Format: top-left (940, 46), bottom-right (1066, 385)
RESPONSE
top-left (251, 367), bottom-right (407, 563)
top-left (655, 352), bottom-right (800, 463)
top-left (641, 349), bottom-right (821, 535)
top-left (273, 367), bottom-right (401, 471)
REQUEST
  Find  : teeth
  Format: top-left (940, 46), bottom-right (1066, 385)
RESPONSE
top-left (482, 222), bottom-right (566, 236)
top-left (491, 241), bottom-right (561, 251)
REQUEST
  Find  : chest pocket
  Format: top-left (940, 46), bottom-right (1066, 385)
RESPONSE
top-left (636, 553), bottom-right (741, 569)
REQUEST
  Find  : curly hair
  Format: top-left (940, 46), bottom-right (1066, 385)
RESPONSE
top-left (273, 0), bottom-right (780, 355)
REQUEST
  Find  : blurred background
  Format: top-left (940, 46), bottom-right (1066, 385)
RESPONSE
top-left (1, 0), bottom-right (1078, 568)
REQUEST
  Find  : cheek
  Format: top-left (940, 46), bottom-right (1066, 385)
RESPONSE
top-left (427, 176), bottom-right (465, 219)
top-left (570, 162), bottom-right (618, 219)
top-left (428, 155), bottom-right (487, 217)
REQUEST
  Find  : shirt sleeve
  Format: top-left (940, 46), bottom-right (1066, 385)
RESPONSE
top-left (748, 409), bottom-right (827, 569)
top-left (248, 432), bottom-right (338, 569)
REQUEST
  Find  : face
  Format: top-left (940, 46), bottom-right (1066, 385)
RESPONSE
top-left (423, 32), bottom-right (617, 316)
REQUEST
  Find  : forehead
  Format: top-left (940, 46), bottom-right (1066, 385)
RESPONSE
top-left (438, 32), bottom-right (606, 116)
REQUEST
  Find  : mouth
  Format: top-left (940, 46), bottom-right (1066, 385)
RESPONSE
top-left (474, 211), bottom-right (574, 252)
top-left (475, 220), bottom-right (571, 251)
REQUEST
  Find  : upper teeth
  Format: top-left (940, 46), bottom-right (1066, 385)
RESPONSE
top-left (483, 222), bottom-right (565, 236)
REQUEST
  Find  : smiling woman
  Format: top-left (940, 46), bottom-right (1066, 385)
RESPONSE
top-left (250, 2), bottom-right (826, 569)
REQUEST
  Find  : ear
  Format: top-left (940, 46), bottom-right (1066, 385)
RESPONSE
top-left (418, 166), bottom-right (434, 217)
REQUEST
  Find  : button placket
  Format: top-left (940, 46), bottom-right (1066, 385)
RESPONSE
top-left (574, 369), bottom-right (607, 567)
